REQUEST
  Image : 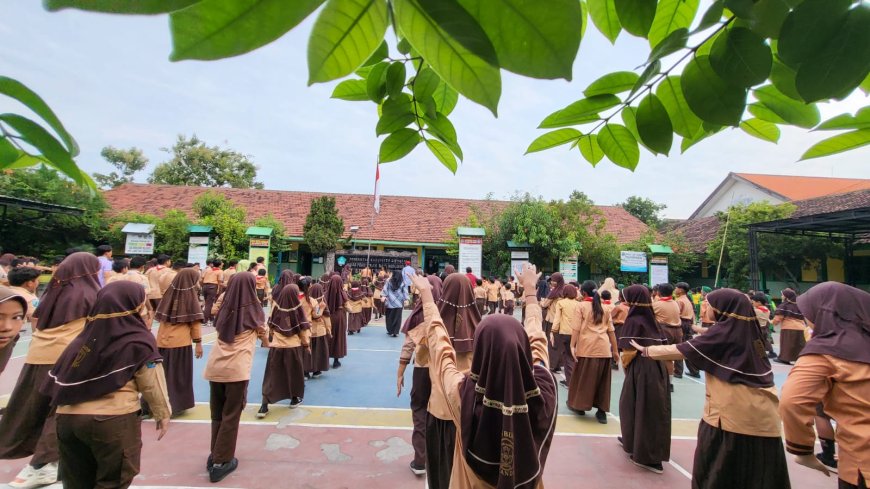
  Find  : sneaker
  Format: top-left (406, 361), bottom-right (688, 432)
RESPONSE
top-left (409, 461), bottom-right (426, 476)
top-left (209, 458), bottom-right (238, 483)
top-left (630, 457), bottom-right (663, 474)
top-left (312, 371), bottom-right (322, 378)
top-left (333, 359), bottom-right (341, 368)
top-left (9, 465), bottom-right (38, 488)
top-left (815, 453), bottom-right (838, 473)
top-left (290, 397), bottom-right (303, 408)
top-left (559, 380), bottom-right (569, 388)
top-left (256, 404), bottom-right (269, 419)
top-left (595, 410), bottom-right (607, 424)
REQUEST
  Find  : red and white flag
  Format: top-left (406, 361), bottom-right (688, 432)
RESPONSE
top-left (373, 164), bottom-right (381, 214)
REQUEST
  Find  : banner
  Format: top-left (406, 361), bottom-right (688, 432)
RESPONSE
top-left (620, 251), bottom-right (648, 272)
top-left (125, 233), bottom-right (154, 255)
top-left (650, 264), bottom-right (669, 286)
top-left (334, 252), bottom-right (411, 271)
top-left (458, 237), bottom-right (483, 276)
top-left (559, 258), bottom-right (578, 282)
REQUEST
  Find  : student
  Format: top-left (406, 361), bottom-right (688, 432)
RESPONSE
top-left (95, 245), bottom-right (113, 287)
top-left (272, 270), bottom-right (295, 303)
top-left (153, 268), bottom-right (204, 415)
top-left (568, 281), bottom-right (619, 424)
top-left (223, 260), bottom-right (238, 285)
top-left (549, 284), bottom-right (579, 387)
top-left (464, 266), bottom-right (477, 286)
top-left (751, 292), bottom-right (777, 359)
top-left (255, 268), bottom-right (271, 308)
top-left (502, 283), bottom-right (516, 316)
top-left (0, 252), bottom-right (101, 488)
top-left (105, 258), bottom-right (129, 284)
top-left (325, 274), bottom-right (348, 367)
top-left (361, 277), bottom-right (373, 326)
top-left (632, 288), bottom-right (790, 488)
top-left (485, 277), bottom-right (499, 315)
top-left (259, 284), bottom-right (310, 417)
top-left (397, 275), bottom-right (443, 477)
top-left (302, 282), bottom-right (331, 378)
top-left (605, 290), bottom-right (625, 370)
top-left (493, 277), bottom-right (504, 313)
top-left (42, 281), bottom-right (171, 489)
top-left (541, 273), bottom-right (566, 374)
top-left (383, 271), bottom-right (407, 337)
top-left (255, 256), bottom-right (266, 272)
top-left (372, 276), bottom-right (385, 320)
top-left (617, 284), bottom-right (671, 474)
top-left (158, 259), bottom-right (185, 298)
top-left (204, 272), bottom-right (268, 482)
top-left (6, 267), bottom-right (41, 326)
top-left (674, 282), bottom-right (700, 378)
top-left (652, 283), bottom-right (682, 384)
top-left (201, 259), bottom-right (224, 325)
top-left (472, 279), bottom-right (487, 315)
top-left (773, 288), bottom-right (806, 365)
top-left (0, 253), bottom-right (16, 286)
top-left (419, 263), bottom-right (558, 488)
top-left (346, 281), bottom-right (365, 335)
top-left (0, 288), bottom-right (27, 376)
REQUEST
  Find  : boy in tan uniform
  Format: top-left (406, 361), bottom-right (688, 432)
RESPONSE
top-left (652, 283), bottom-right (682, 386)
top-left (472, 279), bottom-right (487, 315)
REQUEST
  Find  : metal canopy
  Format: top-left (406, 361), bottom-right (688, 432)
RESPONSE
top-left (121, 222), bottom-right (155, 234)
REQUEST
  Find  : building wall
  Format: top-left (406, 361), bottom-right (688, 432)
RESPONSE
top-left (695, 179), bottom-right (787, 218)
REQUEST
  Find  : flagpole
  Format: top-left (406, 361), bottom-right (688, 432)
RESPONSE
top-left (368, 158), bottom-right (380, 269)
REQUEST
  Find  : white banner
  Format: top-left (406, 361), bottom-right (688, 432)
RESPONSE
top-left (650, 263), bottom-right (669, 286)
top-left (620, 251), bottom-right (648, 272)
top-left (458, 237), bottom-right (483, 276)
top-left (125, 233), bottom-right (154, 255)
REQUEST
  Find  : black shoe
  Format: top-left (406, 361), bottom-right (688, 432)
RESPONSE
top-left (630, 457), bottom-right (663, 474)
top-left (774, 358), bottom-right (791, 365)
top-left (669, 384), bottom-right (674, 393)
top-left (256, 404), bottom-right (269, 419)
top-left (209, 458), bottom-right (238, 483)
top-left (312, 371), bottom-right (322, 378)
top-left (815, 452), bottom-right (838, 473)
top-left (767, 351), bottom-right (778, 359)
top-left (673, 374), bottom-right (683, 379)
top-left (348, 331), bottom-right (354, 335)
top-left (686, 371), bottom-right (701, 378)
top-left (409, 461), bottom-right (426, 476)
top-left (559, 380), bottom-right (569, 388)
top-left (333, 359), bottom-right (341, 368)
top-left (611, 361), bottom-right (619, 371)
top-left (206, 454), bottom-right (213, 470)
top-left (617, 436), bottom-right (624, 448)
top-left (290, 397), bottom-right (303, 408)
top-left (595, 410), bottom-right (607, 424)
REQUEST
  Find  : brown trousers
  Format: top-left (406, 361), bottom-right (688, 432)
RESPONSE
top-left (409, 367), bottom-right (431, 466)
top-left (555, 333), bottom-right (576, 382)
top-left (57, 412), bottom-right (141, 489)
top-left (209, 380), bottom-right (248, 464)
top-left (661, 325), bottom-right (683, 376)
top-left (202, 284), bottom-right (218, 323)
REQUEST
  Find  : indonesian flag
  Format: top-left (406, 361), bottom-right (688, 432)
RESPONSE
top-left (373, 164), bottom-right (381, 214)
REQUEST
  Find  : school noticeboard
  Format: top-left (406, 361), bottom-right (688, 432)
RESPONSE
top-left (620, 251), bottom-right (648, 272)
top-left (558, 259), bottom-right (578, 282)
top-left (650, 264), bottom-right (669, 286)
top-left (458, 237), bottom-right (483, 276)
top-left (125, 233), bottom-right (154, 255)
top-left (510, 251), bottom-right (530, 279)
top-left (187, 236), bottom-right (209, 269)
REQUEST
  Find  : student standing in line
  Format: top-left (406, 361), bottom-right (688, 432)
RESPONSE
top-left (43, 281), bottom-right (172, 489)
top-left (472, 279), bottom-right (487, 315)
top-left (780, 282), bottom-right (870, 489)
top-left (325, 274), bottom-right (348, 367)
top-left (652, 283), bottom-right (682, 386)
top-left (541, 273), bottom-right (566, 374)
top-left (346, 280), bottom-right (366, 335)
top-left (383, 271), bottom-right (407, 338)
top-left (484, 277), bottom-right (499, 315)
top-left (501, 283), bottom-right (516, 316)
top-left (372, 276), bottom-right (385, 320)
top-left (95, 245), bottom-right (113, 287)
top-left (203, 272), bottom-right (269, 482)
top-left (301, 281), bottom-right (331, 378)
top-left (0, 252), bottom-right (101, 488)
top-left (674, 282), bottom-right (700, 378)
top-left (255, 268), bottom-right (271, 308)
top-left (146, 254), bottom-right (171, 310)
top-left (751, 292), bottom-right (778, 359)
top-left (607, 290), bottom-right (627, 370)
top-left (632, 288), bottom-right (790, 488)
top-left (258, 284), bottom-right (310, 417)
top-left (6, 267), bottom-right (41, 326)
top-left (549, 284), bottom-right (579, 387)
top-left (201, 259), bottom-right (224, 326)
top-left (773, 288), bottom-right (807, 365)
top-left (0, 288), bottom-right (27, 376)
top-left (271, 270), bottom-right (295, 303)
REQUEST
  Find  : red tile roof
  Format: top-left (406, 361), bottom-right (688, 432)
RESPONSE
top-left (735, 173), bottom-right (870, 201)
top-left (103, 184), bottom-right (649, 245)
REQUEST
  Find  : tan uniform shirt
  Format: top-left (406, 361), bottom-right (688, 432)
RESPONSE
top-left (302, 298), bottom-right (331, 337)
top-left (754, 307), bottom-right (771, 330)
top-left (156, 321), bottom-right (202, 348)
top-left (652, 298), bottom-right (681, 327)
top-left (146, 266), bottom-right (167, 300)
top-left (485, 283), bottom-right (500, 301)
top-left (202, 267), bottom-right (223, 286)
top-left (158, 269), bottom-right (178, 296)
top-left (203, 329), bottom-right (260, 383)
top-left (611, 303), bottom-right (629, 325)
top-left (26, 318), bottom-right (87, 365)
top-left (57, 363), bottom-right (172, 421)
top-left (502, 290), bottom-right (515, 303)
top-left (119, 270), bottom-right (152, 296)
top-left (345, 298), bottom-right (363, 314)
top-left (675, 294), bottom-right (695, 321)
top-left (270, 329), bottom-right (311, 348)
top-left (775, 316), bottom-right (806, 331)
top-left (573, 301), bottom-right (616, 358)
top-left (551, 298), bottom-right (580, 335)
top-left (473, 286), bottom-right (486, 300)
top-left (399, 326), bottom-right (430, 369)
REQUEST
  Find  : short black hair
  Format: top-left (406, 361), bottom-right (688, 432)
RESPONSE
top-left (256, 257), bottom-right (265, 263)
top-left (658, 283), bottom-right (675, 298)
top-left (112, 258), bottom-right (129, 273)
top-left (10, 258), bottom-right (28, 268)
top-left (157, 254), bottom-right (171, 265)
top-left (750, 291), bottom-right (768, 303)
top-left (129, 256), bottom-right (146, 269)
top-left (504, 283), bottom-right (512, 290)
top-left (212, 259), bottom-right (223, 267)
top-left (258, 268), bottom-right (267, 276)
top-left (228, 260), bottom-right (238, 266)
top-left (172, 259), bottom-right (187, 270)
top-left (248, 262), bottom-right (258, 271)
top-left (96, 245), bottom-right (112, 256)
top-left (476, 278), bottom-right (482, 286)
top-left (600, 290), bottom-right (612, 301)
top-left (466, 267), bottom-right (472, 273)
top-left (675, 282), bottom-right (690, 292)
top-left (8, 266), bottom-right (41, 286)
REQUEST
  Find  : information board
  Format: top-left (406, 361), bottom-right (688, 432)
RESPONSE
top-left (558, 258), bottom-right (578, 282)
top-left (620, 251), bottom-right (648, 272)
top-left (333, 253), bottom-right (410, 272)
top-left (458, 237), bottom-right (483, 277)
top-left (187, 236), bottom-right (209, 269)
top-left (650, 264), bottom-right (669, 286)
top-left (125, 233), bottom-right (154, 255)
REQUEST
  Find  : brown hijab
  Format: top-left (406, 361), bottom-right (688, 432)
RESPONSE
top-left (775, 288), bottom-right (804, 320)
top-left (213, 272), bottom-right (265, 343)
top-left (269, 284), bottom-right (310, 337)
top-left (618, 284), bottom-right (667, 349)
top-left (443, 264), bottom-right (456, 275)
top-left (43, 281), bottom-right (160, 406)
top-left (438, 273), bottom-right (481, 353)
top-left (325, 274), bottom-right (347, 313)
top-left (797, 282), bottom-right (870, 365)
top-left (677, 288), bottom-right (774, 388)
top-left (33, 252), bottom-right (101, 330)
top-left (348, 280), bottom-right (365, 301)
top-left (402, 275), bottom-right (443, 333)
top-left (272, 270), bottom-right (296, 302)
top-left (546, 272), bottom-right (565, 300)
top-left (154, 268), bottom-right (204, 324)
top-left (459, 314), bottom-right (558, 489)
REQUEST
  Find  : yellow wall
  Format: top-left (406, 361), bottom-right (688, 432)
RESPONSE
top-left (801, 259), bottom-right (820, 282)
top-left (826, 257), bottom-right (845, 282)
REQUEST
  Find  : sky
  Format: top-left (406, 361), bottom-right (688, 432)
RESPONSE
top-left (1, 3), bottom-right (868, 219)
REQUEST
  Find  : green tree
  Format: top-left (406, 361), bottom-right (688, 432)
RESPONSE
top-left (620, 196), bottom-right (667, 227)
top-left (193, 191), bottom-right (247, 260)
top-left (253, 213), bottom-right (291, 262)
top-left (104, 209), bottom-right (191, 259)
top-left (149, 135), bottom-right (263, 189)
top-left (303, 196), bottom-right (345, 256)
top-left (93, 146), bottom-right (148, 189)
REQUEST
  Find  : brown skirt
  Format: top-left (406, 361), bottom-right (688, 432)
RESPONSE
top-left (362, 307), bottom-right (372, 325)
top-left (348, 312), bottom-right (365, 333)
top-left (778, 329), bottom-right (806, 363)
top-left (426, 415), bottom-right (456, 489)
top-left (306, 335), bottom-right (330, 373)
top-left (0, 363), bottom-right (55, 460)
top-left (543, 320), bottom-right (561, 370)
top-left (331, 311), bottom-right (347, 359)
top-left (618, 355), bottom-right (671, 465)
top-left (692, 420), bottom-right (791, 489)
top-left (262, 346), bottom-right (305, 402)
top-left (567, 357), bottom-right (612, 412)
top-left (159, 346), bottom-right (195, 414)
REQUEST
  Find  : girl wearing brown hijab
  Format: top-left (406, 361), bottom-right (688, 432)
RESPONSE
top-left (302, 281), bottom-right (332, 377)
top-left (361, 277), bottom-right (374, 325)
top-left (541, 272), bottom-right (565, 374)
top-left (616, 284), bottom-right (670, 474)
top-left (373, 276), bottom-right (386, 319)
top-left (203, 272), bottom-right (268, 482)
top-left (271, 269), bottom-right (295, 303)
top-left (258, 284), bottom-right (311, 418)
top-left (633, 288), bottom-right (789, 487)
top-left (0, 252), bottom-right (100, 488)
top-left (325, 274), bottom-right (348, 367)
top-left (0, 288), bottom-right (27, 376)
top-left (346, 280), bottom-right (366, 334)
top-left (780, 282), bottom-right (870, 489)
top-left (773, 288), bottom-right (807, 364)
top-left (42, 281), bottom-right (171, 489)
top-left (153, 268), bottom-right (204, 415)
top-left (416, 263), bottom-right (558, 488)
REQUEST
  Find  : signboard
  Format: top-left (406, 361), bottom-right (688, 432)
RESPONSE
top-left (458, 237), bottom-right (483, 277)
top-left (125, 233), bottom-right (154, 255)
top-left (620, 251), bottom-right (648, 272)
top-left (333, 252), bottom-right (411, 272)
top-left (187, 236), bottom-right (209, 269)
top-left (559, 258), bottom-right (578, 282)
top-left (650, 264), bottom-right (669, 286)
top-left (249, 238), bottom-right (270, 248)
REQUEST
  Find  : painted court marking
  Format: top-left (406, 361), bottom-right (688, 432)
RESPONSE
top-left (668, 460), bottom-right (693, 480)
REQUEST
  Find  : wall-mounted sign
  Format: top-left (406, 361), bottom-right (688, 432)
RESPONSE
top-left (559, 258), bottom-right (578, 282)
top-left (458, 237), bottom-right (483, 277)
top-left (249, 238), bottom-right (270, 248)
top-left (125, 233), bottom-right (154, 255)
top-left (620, 251), bottom-right (648, 272)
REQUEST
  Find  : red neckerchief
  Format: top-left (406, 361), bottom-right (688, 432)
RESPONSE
top-left (583, 297), bottom-right (593, 302)
top-left (756, 305), bottom-right (769, 313)
top-left (659, 296), bottom-right (673, 301)
top-left (212, 267), bottom-right (221, 271)
top-left (602, 300), bottom-right (611, 304)
top-left (155, 265), bottom-right (165, 271)
top-left (298, 293), bottom-right (306, 300)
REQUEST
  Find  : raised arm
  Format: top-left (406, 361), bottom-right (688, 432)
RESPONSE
top-left (518, 264), bottom-right (547, 367)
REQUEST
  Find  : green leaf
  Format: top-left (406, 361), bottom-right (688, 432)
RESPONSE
top-left (748, 102), bottom-right (786, 123)
top-left (681, 55), bottom-right (747, 126)
top-left (580, 0), bottom-right (589, 38)
top-left (376, 96), bottom-right (415, 135)
top-left (45, 0), bottom-right (198, 14)
top-left (331, 79), bottom-right (370, 101)
top-left (695, 28), bottom-right (722, 57)
top-left (413, 68), bottom-right (440, 100)
top-left (423, 113), bottom-right (463, 159)
top-left (861, 72), bottom-right (870, 95)
top-left (0, 113), bottom-right (85, 185)
top-left (794, 7), bottom-right (870, 103)
top-left (648, 0), bottom-right (698, 48)
top-left (577, 134), bottom-right (604, 166)
top-left (724, 0), bottom-right (754, 18)
top-left (745, 0), bottom-right (792, 39)
top-left (0, 76), bottom-right (78, 155)
top-left (769, 59), bottom-right (801, 100)
top-left (709, 27), bottom-right (772, 88)
top-left (432, 82), bottom-right (459, 116)
top-left (169, 0), bottom-right (324, 61)
top-left (800, 129), bottom-right (870, 160)
top-left (778, 0), bottom-right (851, 69)
top-left (657, 75), bottom-right (703, 138)
top-left (598, 124), bottom-right (640, 170)
top-left (393, 0), bottom-right (501, 115)
top-left (614, 0), bottom-right (656, 37)
top-left (588, 0), bottom-right (621, 43)
top-left (680, 127), bottom-right (712, 153)
top-left (648, 28), bottom-right (689, 64)
top-left (0, 137), bottom-right (17, 165)
top-left (457, 0), bottom-right (583, 80)
top-left (622, 106), bottom-right (640, 140)
top-left (379, 128), bottom-right (422, 163)
top-left (538, 95), bottom-right (619, 128)
top-left (366, 62), bottom-right (390, 102)
top-left (362, 40), bottom-right (389, 67)
top-left (693, 0), bottom-right (723, 33)
top-left (753, 85), bottom-right (820, 128)
top-left (386, 62), bottom-right (407, 98)
top-left (630, 59), bottom-right (661, 97)
top-left (306, 0), bottom-right (389, 84)
top-left (397, 38), bottom-right (412, 55)
top-left (740, 118), bottom-right (780, 142)
top-left (636, 94), bottom-right (673, 154)
top-left (815, 108), bottom-right (870, 131)
top-left (584, 71), bottom-right (640, 97)
top-left (426, 139), bottom-right (458, 173)
top-left (416, 95), bottom-right (438, 120)
top-left (525, 128), bottom-right (582, 154)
